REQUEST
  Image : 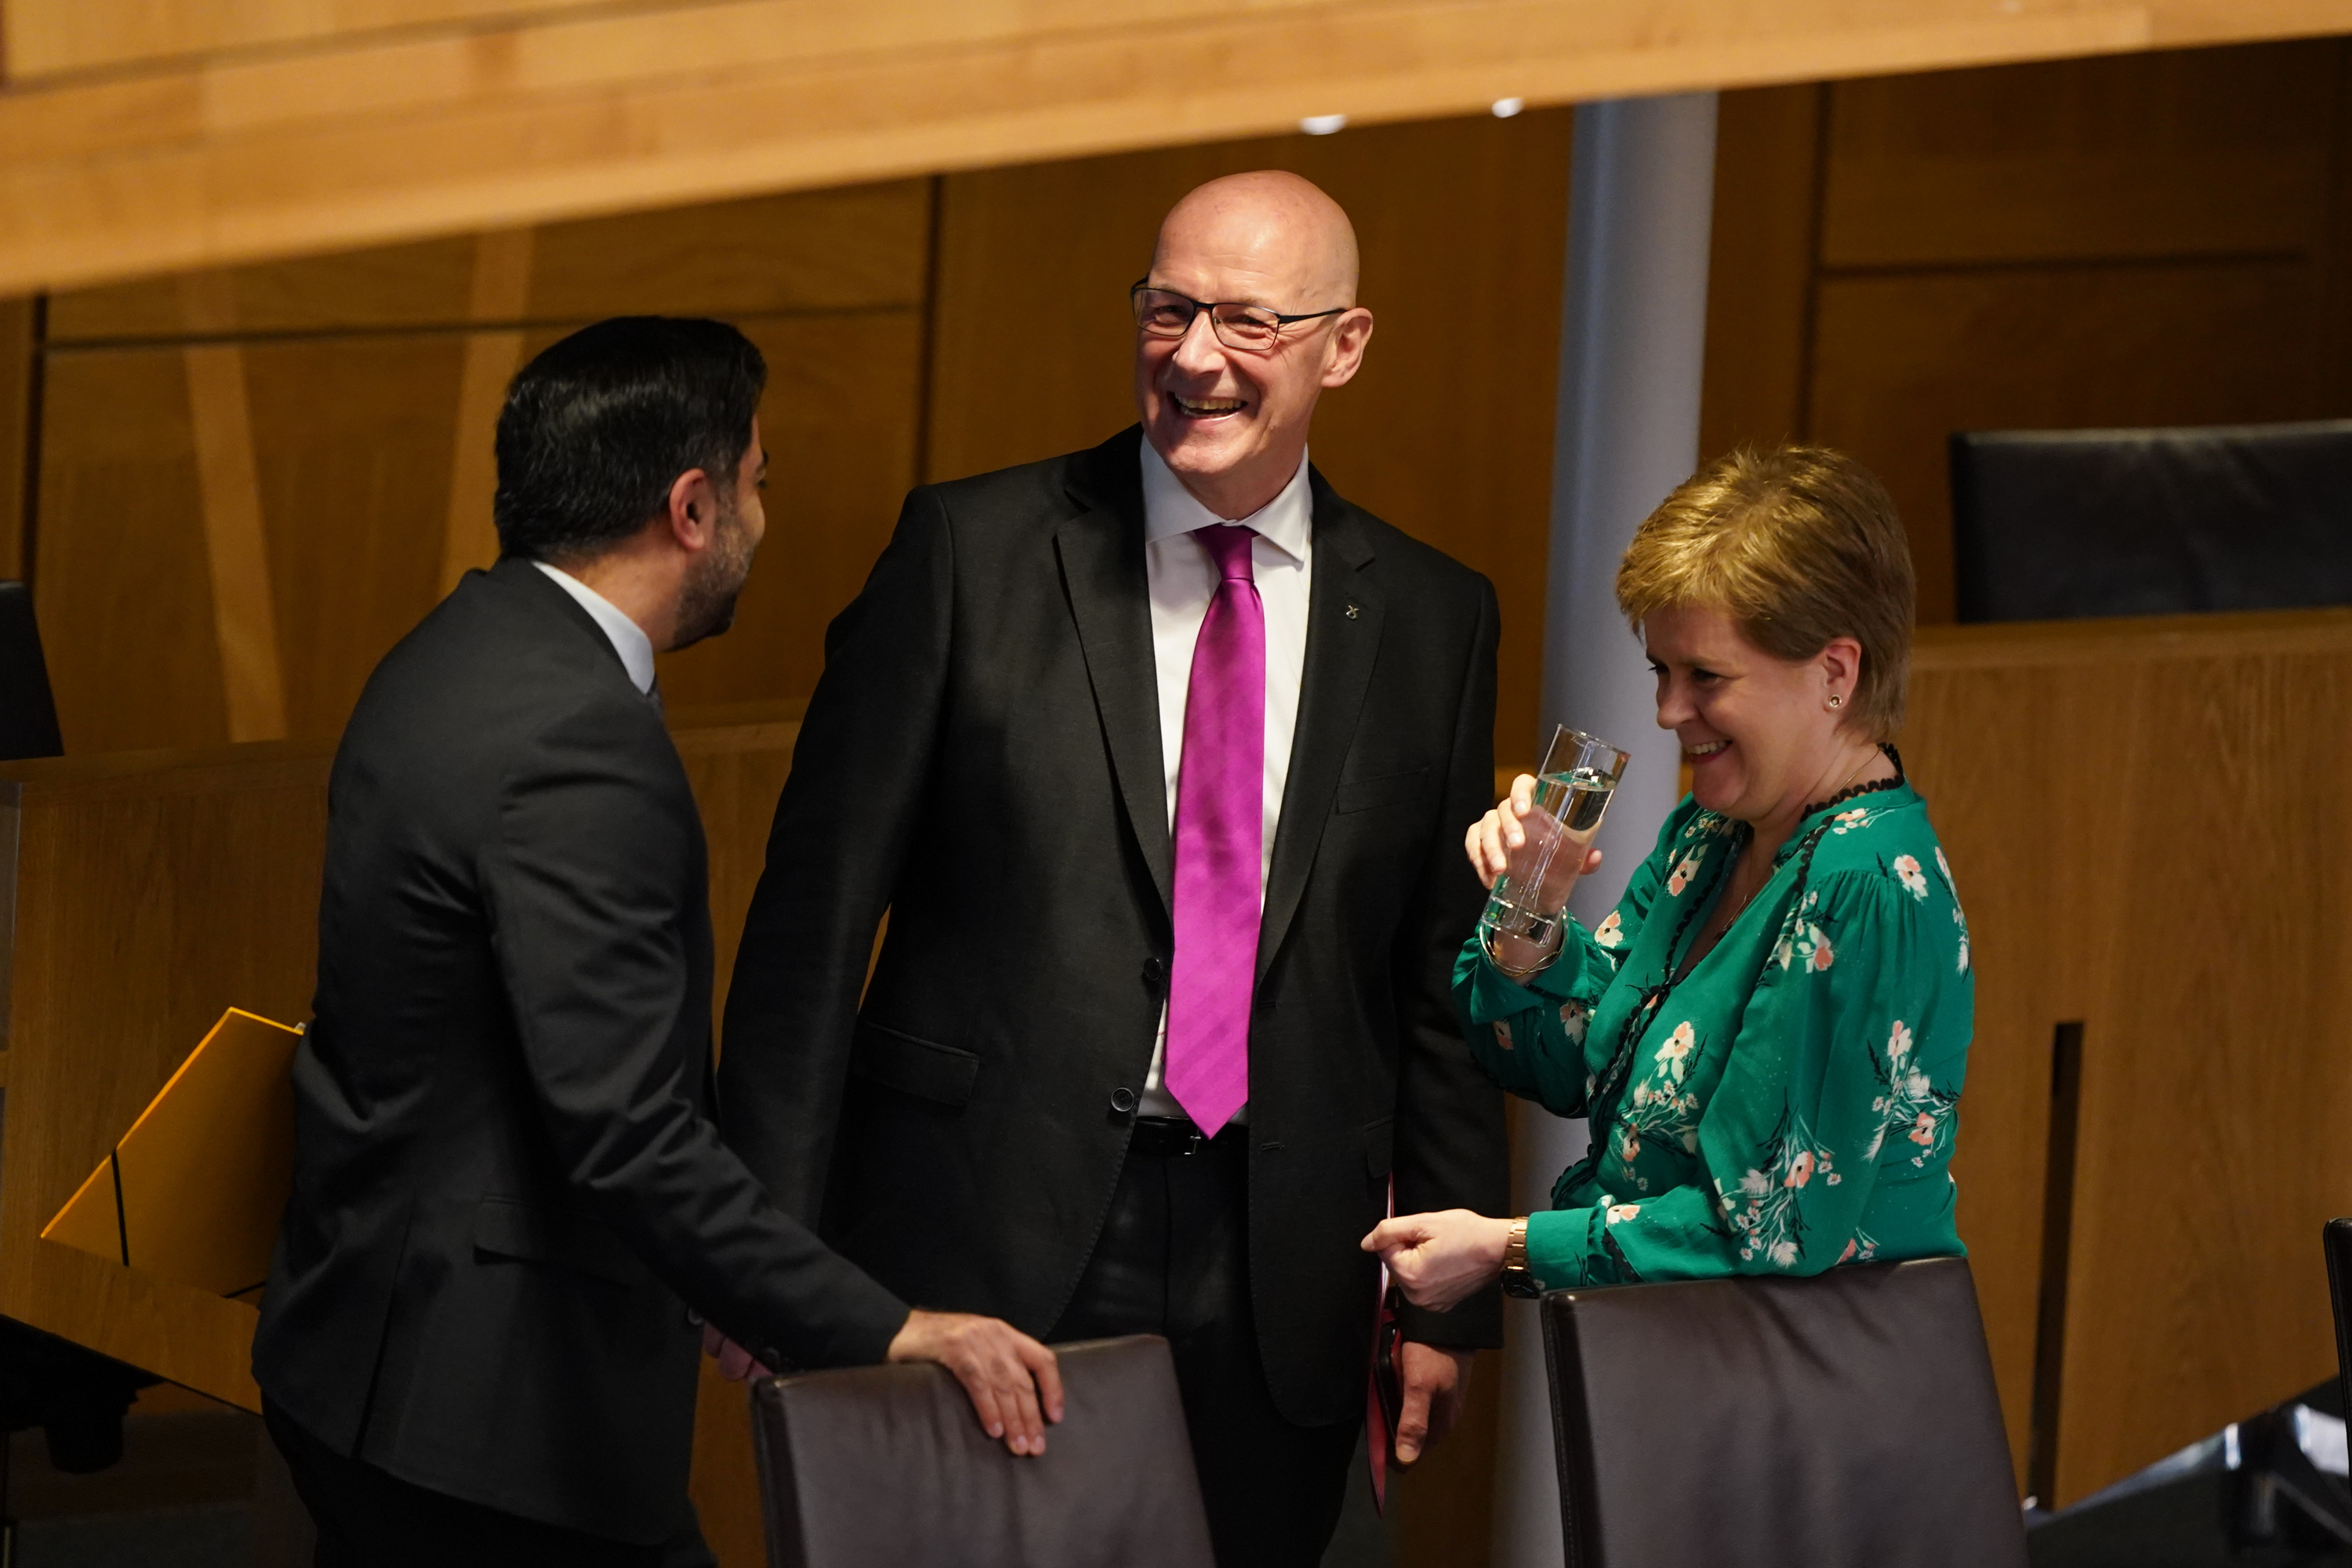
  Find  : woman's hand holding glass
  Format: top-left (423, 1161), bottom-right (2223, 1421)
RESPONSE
top-left (1466, 774), bottom-right (1604, 974)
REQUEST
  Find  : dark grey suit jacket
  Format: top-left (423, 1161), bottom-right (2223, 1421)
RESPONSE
top-left (720, 430), bottom-right (1508, 1428)
top-left (252, 558), bottom-right (908, 1544)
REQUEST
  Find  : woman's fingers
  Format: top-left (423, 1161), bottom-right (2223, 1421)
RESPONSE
top-left (1509, 773), bottom-right (1537, 813)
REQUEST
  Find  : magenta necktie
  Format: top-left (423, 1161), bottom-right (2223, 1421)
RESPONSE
top-left (1166, 524), bottom-right (1265, 1136)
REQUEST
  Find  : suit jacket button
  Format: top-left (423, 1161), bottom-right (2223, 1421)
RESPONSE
top-left (1142, 956), bottom-right (1167, 988)
top-left (1110, 1087), bottom-right (1138, 1114)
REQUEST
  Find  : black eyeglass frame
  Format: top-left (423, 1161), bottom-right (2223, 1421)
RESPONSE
top-left (1129, 281), bottom-right (1349, 352)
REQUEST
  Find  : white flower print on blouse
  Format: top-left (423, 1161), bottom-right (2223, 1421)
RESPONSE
top-left (1953, 906), bottom-right (1971, 974)
top-left (1830, 807), bottom-right (1871, 835)
top-left (1558, 999), bottom-right (1591, 1046)
top-left (1594, 909), bottom-right (1625, 949)
top-left (1665, 848), bottom-right (1707, 898)
top-left (1493, 1018), bottom-right (1515, 1052)
top-left (1891, 853), bottom-right (1930, 901)
top-left (1771, 891), bottom-right (1834, 974)
top-left (1868, 1018), bottom-right (1958, 1167)
top-left (1623, 1021), bottom-right (1704, 1161)
top-left (1606, 1202), bottom-right (1641, 1225)
top-left (1722, 1108), bottom-right (1834, 1270)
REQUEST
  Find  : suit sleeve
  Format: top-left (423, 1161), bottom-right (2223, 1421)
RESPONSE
top-left (1389, 574), bottom-right (1511, 1352)
top-left (481, 698), bottom-right (909, 1371)
top-left (718, 488), bottom-right (954, 1218)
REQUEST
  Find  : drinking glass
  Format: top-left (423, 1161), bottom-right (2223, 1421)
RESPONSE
top-left (1478, 725), bottom-right (1632, 944)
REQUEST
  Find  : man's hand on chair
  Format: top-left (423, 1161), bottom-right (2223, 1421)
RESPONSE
top-left (888, 1309), bottom-right (1065, 1457)
top-left (1393, 1341), bottom-right (1475, 1468)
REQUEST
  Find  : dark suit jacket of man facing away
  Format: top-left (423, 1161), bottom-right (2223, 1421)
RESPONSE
top-left (253, 557), bottom-right (909, 1544)
top-left (720, 429), bottom-right (1509, 1426)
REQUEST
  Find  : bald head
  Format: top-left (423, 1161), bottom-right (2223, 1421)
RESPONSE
top-left (1151, 171), bottom-right (1360, 311)
top-left (1134, 170), bottom-right (1374, 521)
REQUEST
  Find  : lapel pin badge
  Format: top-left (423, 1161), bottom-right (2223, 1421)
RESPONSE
top-left (1345, 603), bottom-right (1361, 619)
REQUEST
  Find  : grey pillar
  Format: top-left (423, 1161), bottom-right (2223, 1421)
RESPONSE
top-left (1490, 90), bottom-right (1718, 1568)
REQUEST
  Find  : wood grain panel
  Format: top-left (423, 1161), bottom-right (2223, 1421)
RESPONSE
top-left (931, 110), bottom-right (1573, 764)
top-left (241, 330), bottom-right (469, 736)
top-left (643, 308), bottom-right (926, 711)
top-left (0, 742), bottom-right (334, 1410)
top-left (0, 297), bottom-right (34, 581)
top-left (1905, 609), bottom-right (2352, 1506)
top-left (1823, 42), bottom-right (2343, 267)
top-left (1807, 260), bottom-right (2329, 623)
top-left (180, 271), bottom-right (292, 745)
top-left (440, 230), bottom-right (535, 593)
top-left (1698, 84), bottom-right (1823, 463)
top-left (5, 0), bottom-right (622, 78)
top-left (12, 0), bottom-right (2344, 297)
top-left (50, 238), bottom-right (480, 344)
top-left (33, 346), bottom-right (232, 752)
top-left (528, 181), bottom-right (932, 320)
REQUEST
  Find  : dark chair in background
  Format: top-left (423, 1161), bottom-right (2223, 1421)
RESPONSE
top-left (1949, 419), bottom-right (2352, 623)
top-left (751, 1334), bottom-right (1214, 1568)
top-left (1540, 1257), bottom-right (2027, 1567)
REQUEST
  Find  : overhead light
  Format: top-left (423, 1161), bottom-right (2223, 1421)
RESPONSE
top-left (1299, 114), bottom-right (1348, 136)
top-left (1492, 97), bottom-right (1525, 118)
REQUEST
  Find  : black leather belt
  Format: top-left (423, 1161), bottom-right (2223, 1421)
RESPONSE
top-left (1129, 1116), bottom-right (1241, 1157)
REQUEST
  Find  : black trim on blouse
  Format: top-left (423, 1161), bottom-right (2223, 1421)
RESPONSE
top-left (1802, 743), bottom-right (1906, 818)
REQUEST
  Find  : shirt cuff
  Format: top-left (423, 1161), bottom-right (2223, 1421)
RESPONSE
top-left (1522, 1207), bottom-right (1595, 1294)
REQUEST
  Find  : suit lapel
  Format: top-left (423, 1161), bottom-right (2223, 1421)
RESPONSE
top-left (1258, 472), bottom-right (1381, 982)
top-left (1054, 434), bottom-right (1174, 919)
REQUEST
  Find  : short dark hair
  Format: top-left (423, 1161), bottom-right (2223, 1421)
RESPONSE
top-left (492, 317), bottom-right (766, 562)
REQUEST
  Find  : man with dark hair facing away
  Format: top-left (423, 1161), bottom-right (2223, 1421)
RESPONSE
top-left (253, 317), bottom-right (1061, 1568)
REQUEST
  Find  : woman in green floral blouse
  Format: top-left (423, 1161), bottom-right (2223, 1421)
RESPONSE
top-left (1366, 444), bottom-right (1972, 1304)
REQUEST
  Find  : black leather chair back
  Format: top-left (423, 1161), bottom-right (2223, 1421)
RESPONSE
top-left (1949, 419), bottom-right (2352, 622)
top-left (2325, 1219), bottom-right (2352, 1425)
top-left (1540, 1257), bottom-right (2027, 1567)
top-left (0, 580), bottom-right (61, 759)
top-left (751, 1334), bottom-right (1214, 1568)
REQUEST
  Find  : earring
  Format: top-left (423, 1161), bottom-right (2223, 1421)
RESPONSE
top-left (1828, 695), bottom-right (1844, 710)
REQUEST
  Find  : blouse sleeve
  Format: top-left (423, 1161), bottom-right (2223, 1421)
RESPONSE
top-left (1452, 808), bottom-right (1676, 1120)
top-left (1523, 863), bottom-right (1965, 1287)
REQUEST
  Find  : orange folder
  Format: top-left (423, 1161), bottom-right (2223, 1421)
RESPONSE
top-left (42, 1007), bottom-right (303, 1300)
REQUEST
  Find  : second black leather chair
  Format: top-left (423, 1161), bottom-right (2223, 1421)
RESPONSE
top-left (752, 1334), bottom-right (1214, 1568)
top-left (1541, 1256), bottom-right (2027, 1567)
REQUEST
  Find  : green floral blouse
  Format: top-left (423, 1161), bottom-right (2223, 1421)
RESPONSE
top-left (1457, 771), bottom-right (1973, 1291)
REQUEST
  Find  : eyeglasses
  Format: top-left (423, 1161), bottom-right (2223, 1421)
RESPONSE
top-left (1130, 281), bottom-right (1348, 354)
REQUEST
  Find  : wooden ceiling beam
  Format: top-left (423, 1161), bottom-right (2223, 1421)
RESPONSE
top-left (0, 0), bottom-right (2347, 294)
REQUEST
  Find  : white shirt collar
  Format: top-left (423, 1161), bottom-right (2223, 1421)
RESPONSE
top-left (532, 561), bottom-right (656, 695)
top-left (1138, 433), bottom-right (1312, 562)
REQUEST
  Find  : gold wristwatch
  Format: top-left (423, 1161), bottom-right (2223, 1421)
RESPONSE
top-left (1501, 1216), bottom-right (1538, 1298)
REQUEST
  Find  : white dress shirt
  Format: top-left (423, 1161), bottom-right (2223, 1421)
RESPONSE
top-left (1137, 433), bottom-right (1314, 1120)
top-left (532, 561), bottom-right (657, 695)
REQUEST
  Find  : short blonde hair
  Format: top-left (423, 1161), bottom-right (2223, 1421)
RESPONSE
top-left (1614, 445), bottom-right (1916, 739)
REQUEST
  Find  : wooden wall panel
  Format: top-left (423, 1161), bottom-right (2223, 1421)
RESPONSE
top-left (29, 182), bottom-right (932, 756)
top-left (0, 297), bottom-right (33, 581)
top-left (1822, 43), bottom-right (2341, 267)
top-left (1698, 85), bottom-right (1823, 460)
top-left (528, 182), bottom-right (931, 320)
top-left (32, 347), bottom-right (232, 753)
top-left (1809, 261), bottom-right (2330, 622)
top-left (1904, 612), bottom-right (2352, 1506)
top-left (1702, 38), bottom-right (2352, 626)
top-left (930, 111), bottom-right (1574, 767)
top-left (49, 239), bottom-right (481, 344)
top-left (655, 311), bottom-right (925, 710)
top-left (245, 332), bottom-right (470, 735)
